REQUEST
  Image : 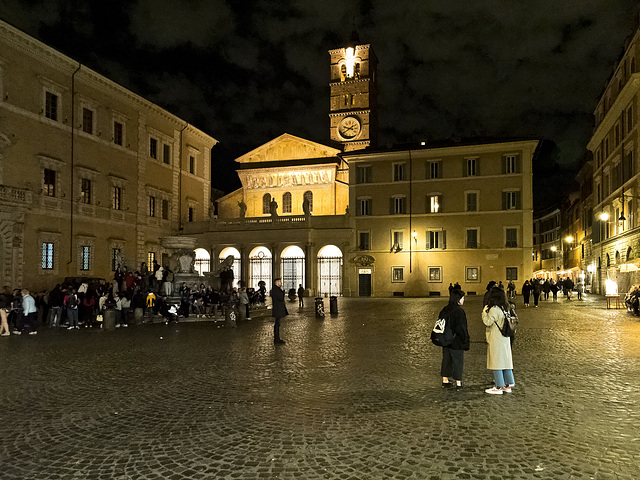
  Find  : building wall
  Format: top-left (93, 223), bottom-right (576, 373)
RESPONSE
top-left (0, 20), bottom-right (216, 290)
top-left (346, 140), bottom-right (538, 296)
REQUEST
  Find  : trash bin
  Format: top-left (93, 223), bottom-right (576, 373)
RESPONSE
top-left (224, 305), bottom-right (237, 327)
top-left (103, 309), bottom-right (116, 331)
top-left (330, 296), bottom-right (338, 315)
top-left (315, 297), bottom-right (325, 318)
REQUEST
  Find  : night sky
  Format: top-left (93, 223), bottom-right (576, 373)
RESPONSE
top-left (2, 0), bottom-right (639, 209)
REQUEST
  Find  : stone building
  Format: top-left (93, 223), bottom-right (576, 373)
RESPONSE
top-left (0, 20), bottom-right (217, 290)
top-left (588, 21), bottom-right (640, 294)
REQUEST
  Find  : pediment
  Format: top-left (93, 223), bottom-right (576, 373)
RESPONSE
top-left (236, 133), bottom-right (341, 164)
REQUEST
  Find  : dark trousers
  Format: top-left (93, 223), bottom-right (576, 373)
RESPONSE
top-left (274, 316), bottom-right (282, 341)
top-left (533, 292), bottom-right (540, 306)
top-left (22, 312), bottom-right (37, 334)
top-left (441, 347), bottom-right (464, 381)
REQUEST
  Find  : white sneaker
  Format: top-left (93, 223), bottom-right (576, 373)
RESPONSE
top-left (503, 386), bottom-right (512, 393)
top-left (67, 326), bottom-right (74, 330)
top-left (485, 386), bottom-right (504, 395)
top-left (28, 331), bottom-right (38, 335)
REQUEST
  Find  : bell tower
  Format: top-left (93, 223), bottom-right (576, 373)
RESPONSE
top-left (329, 33), bottom-right (378, 152)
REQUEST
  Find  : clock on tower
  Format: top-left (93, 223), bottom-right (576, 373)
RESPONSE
top-left (328, 35), bottom-right (378, 152)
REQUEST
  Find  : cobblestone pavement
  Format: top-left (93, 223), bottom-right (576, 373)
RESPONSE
top-left (1, 293), bottom-right (639, 479)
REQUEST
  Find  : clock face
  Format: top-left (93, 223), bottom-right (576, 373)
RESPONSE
top-left (338, 116), bottom-right (361, 139)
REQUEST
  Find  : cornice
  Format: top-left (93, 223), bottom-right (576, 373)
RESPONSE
top-left (329, 110), bottom-right (370, 117)
top-left (588, 75), bottom-right (640, 151)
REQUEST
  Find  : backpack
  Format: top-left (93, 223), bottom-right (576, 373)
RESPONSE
top-left (430, 313), bottom-right (455, 347)
top-left (497, 307), bottom-right (518, 337)
top-left (66, 294), bottom-right (78, 309)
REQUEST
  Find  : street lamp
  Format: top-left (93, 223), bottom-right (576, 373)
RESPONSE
top-left (551, 245), bottom-right (557, 278)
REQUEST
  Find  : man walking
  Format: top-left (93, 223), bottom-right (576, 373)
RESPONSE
top-left (271, 278), bottom-right (288, 345)
top-left (297, 284), bottom-right (304, 308)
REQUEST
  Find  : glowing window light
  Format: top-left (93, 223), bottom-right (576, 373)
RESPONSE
top-left (345, 47), bottom-right (355, 78)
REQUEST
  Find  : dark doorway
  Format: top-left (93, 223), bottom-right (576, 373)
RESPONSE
top-left (359, 273), bottom-right (371, 296)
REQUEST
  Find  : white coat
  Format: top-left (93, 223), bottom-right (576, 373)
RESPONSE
top-left (482, 305), bottom-right (513, 370)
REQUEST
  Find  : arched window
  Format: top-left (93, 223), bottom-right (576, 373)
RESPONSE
top-left (627, 246), bottom-right (633, 261)
top-left (262, 193), bottom-right (271, 215)
top-left (282, 192), bottom-right (292, 214)
top-left (607, 254), bottom-right (611, 267)
top-left (304, 191), bottom-right (313, 214)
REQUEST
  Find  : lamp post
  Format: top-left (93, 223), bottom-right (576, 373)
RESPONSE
top-left (410, 230), bottom-right (417, 273)
top-left (551, 245), bottom-right (557, 278)
top-left (564, 235), bottom-right (574, 283)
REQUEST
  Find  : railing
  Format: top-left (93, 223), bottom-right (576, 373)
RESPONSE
top-left (0, 185), bottom-right (32, 205)
top-left (182, 214), bottom-right (350, 234)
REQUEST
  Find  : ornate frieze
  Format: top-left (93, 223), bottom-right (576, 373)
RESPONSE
top-left (240, 168), bottom-right (334, 190)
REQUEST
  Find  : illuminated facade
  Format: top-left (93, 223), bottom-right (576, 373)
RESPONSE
top-left (0, 20), bottom-right (217, 290)
top-left (588, 24), bottom-right (640, 294)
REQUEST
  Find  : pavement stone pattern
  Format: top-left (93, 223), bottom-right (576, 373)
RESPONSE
top-left (1, 294), bottom-right (639, 479)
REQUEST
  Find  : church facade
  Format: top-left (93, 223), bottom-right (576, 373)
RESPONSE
top-left (187, 40), bottom-right (537, 297)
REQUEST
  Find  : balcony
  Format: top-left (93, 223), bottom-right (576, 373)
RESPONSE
top-left (0, 185), bottom-right (33, 206)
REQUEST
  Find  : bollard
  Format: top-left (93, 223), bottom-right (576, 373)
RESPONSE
top-left (103, 309), bottom-right (116, 331)
top-left (329, 296), bottom-right (338, 315)
top-left (315, 297), bottom-right (325, 318)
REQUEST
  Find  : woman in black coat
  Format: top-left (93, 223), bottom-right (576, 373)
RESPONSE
top-left (439, 288), bottom-right (470, 390)
top-left (270, 278), bottom-right (288, 345)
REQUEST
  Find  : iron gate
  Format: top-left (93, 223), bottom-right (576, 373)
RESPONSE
top-left (318, 256), bottom-right (342, 296)
top-left (281, 257), bottom-right (305, 292)
top-left (250, 252), bottom-right (272, 289)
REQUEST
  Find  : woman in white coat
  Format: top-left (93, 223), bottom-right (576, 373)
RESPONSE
top-left (482, 287), bottom-right (515, 394)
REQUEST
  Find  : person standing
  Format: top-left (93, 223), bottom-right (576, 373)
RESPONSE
top-left (532, 279), bottom-right (541, 307)
top-left (577, 282), bottom-right (584, 300)
top-left (564, 277), bottom-right (574, 301)
top-left (521, 280), bottom-right (531, 307)
top-left (297, 284), bottom-right (305, 308)
top-left (482, 287), bottom-right (515, 394)
top-left (439, 288), bottom-right (470, 390)
top-left (542, 280), bottom-right (551, 300)
top-left (65, 289), bottom-right (79, 330)
top-left (238, 286), bottom-right (249, 322)
top-left (21, 288), bottom-right (38, 335)
top-left (271, 278), bottom-right (288, 345)
top-left (0, 286), bottom-right (11, 336)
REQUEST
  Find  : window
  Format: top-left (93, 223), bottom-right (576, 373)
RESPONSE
top-left (114, 121), bottom-right (123, 146)
top-left (504, 155), bottom-right (519, 174)
top-left (428, 266), bottom-right (442, 282)
top-left (392, 267), bottom-right (404, 283)
top-left (506, 267), bottom-right (518, 281)
top-left (427, 195), bottom-right (440, 213)
top-left (429, 161), bottom-right (440, 179)
top-left (392, 231), bottom-right (404, 249)
top-left (304, 191), bottom-right (313, 213)
top-left (188, 207), bottom-right (194, 222)
top-left (45, 91), bottom-right (58, 121)
top-left (391, 196), bottom-right (406, 214)
top-left (466, 229), bottom-right (478, 248)
top-left (146, 251), bottom-right (155, 269)
top-left (43, 169), bottom-right (56, 197)
top-left (466, 192), bottom-right (477, 212)
top-left (627, 106), bottom-right (633, 133)
top-left (82, 108), bottom-right (93, 134)
top-left (356, 165), bottom-right (372, 183)
top-left (189, 155), bottom-right (195, 174)
top-left (466, 267), bottom-right (479, 282)
top-left (149, 196), bottom-right (156, 217)
top-left (503, 191), bottom-right (520, 210)
top-left (42, 242), bottom-right (54, 269)
top-left (597, 183), bottom-right (602, 204)
top-left (358, 198), bottom-right (371, 216)
top-left (505, 228), bottom-right (518, 248)
top-left (162, 199), bottom-right (169, 220)
top-left (149, 137), bottom-right (158, 159)
top-left (393, 163), bottom-right (405, 181)
top-left (164, 144), bottom-right (171, 165)
top-left (81, 246), bottom-right (91, 271)
top-left (604, 138), bottom-right (609, 158)
top-left (80, 178), bottom-right (92, 204)
top-left (358, 231), bottom-right (370, 250)
top-left (112, 186), bottom-right (121, 210)
top-left (466, 158), bottom-right (477, 176)
top-left (282, 192), bottom-right (292, 214)
top-left (426, 230), bottom-right (445, 249)
top-left (615, 123), bottom-right (621, 146)
top-left (263, 193), bottom-right (271, 215)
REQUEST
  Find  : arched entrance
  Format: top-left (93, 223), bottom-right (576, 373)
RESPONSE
top-left (317, 245), bottom-right (342, 296)
top-left (219, 247), bottom-right (241, 285)
top-left (281, 245), bottom-right (305, 292)
top-left (249, 246), bottom-right (272, 289)
top-left (194, 248), bottom-right (210, 275)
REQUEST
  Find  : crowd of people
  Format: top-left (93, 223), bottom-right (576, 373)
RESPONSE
top-left (0, 262), bottom-right (273, 336)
